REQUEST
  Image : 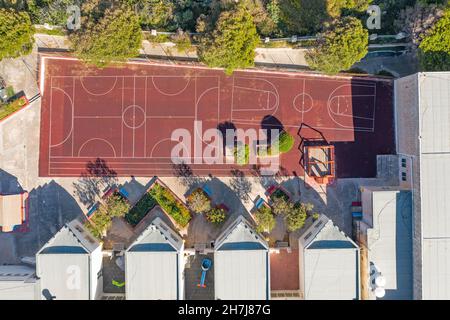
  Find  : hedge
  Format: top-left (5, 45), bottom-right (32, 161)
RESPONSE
top-left (125, 192), bottom-right (157, 226)
top-left (149, 183), bottom-right (191, 227)
top-left (0, 96), bottom-right (27, 121)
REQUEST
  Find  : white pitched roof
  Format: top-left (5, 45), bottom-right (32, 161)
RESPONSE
top-left (125, 217), bottom-right (183, 300)
top-left (36, 219), bottom-right (100, 300)
top-left (300, 217), bottom-right (360, 300)
top-left (214, 216), bottom-right (269, 300)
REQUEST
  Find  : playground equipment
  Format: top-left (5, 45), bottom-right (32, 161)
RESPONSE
top-left (197, 258), bottom-right (212, 288)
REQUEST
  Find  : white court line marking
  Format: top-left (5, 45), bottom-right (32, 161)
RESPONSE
top-left (372, 84), bottom-right (377, 131)
top-left (80, 76), bottom-right (118, 96)
top-left (326, 84), bottom-right (376, 131)
top-left (48, 77), bottom-right (53, 174)
top-left (231, 78), bottom-right (280, 114)
top-left (77, 138), bottom-right (117, 157)
top-left (151, 77), bottom-right (191, 96)
top-left (42, 55), bottom-right (392, 84)
top-left (328, 96), bottom-right (376, 120)
top-left (72, 77), bottom-right (75, 156)
top-left (144, 76), bottom-right (147, 157)
top-left (149, 138), bottom-right (175, 158)
top-left (133, 76), bottom-right (136, 157)
top-left (43, 58), bottom-right (387, 174)
top-left (48, 87), bottom-right (74, 148)
top-left (232, 120), bottom-right (373, 132)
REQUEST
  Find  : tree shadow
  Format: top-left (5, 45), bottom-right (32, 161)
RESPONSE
top-left (217, 121), bottom-right (236, 153)
top-left (229, 169), bottom-right (252, 202)
top-left (261, 115), bottom-right (284, 143)
top-left (172, 161), bottom-right (207, 190)
top-left (72, 158), bottom-right (118, 207)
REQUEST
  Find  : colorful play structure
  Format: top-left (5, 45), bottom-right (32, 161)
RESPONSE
top-left (197, 258), bottom-right (212, 288)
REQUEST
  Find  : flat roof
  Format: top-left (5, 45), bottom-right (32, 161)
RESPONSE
top-left (366, 189), bottom-right (413, 299)
top-left (417, 73), bottom-right (450, 299)
top-left (0, 194), bottom-right (24, 232)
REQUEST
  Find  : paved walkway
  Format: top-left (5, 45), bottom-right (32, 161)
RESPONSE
top-left (35, 33), bottom-right (310, 69)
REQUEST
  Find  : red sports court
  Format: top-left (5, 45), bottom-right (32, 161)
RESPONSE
top-left (39, 56), bottom-right (395, 178)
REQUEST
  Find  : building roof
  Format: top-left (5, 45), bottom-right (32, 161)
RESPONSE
top-left (214, 216), bottom-right (269, 300)
top-left (416, 72), bottom-right (450, 299)
top-left (0, 265), bottom-right (37, 300)
top-left (364, 188), bottom-right (413, 299)
top-left (36, 219), bottom-right (100, 300)
top-left (300, 216), bottom-right (360, 300)
top-left (0, 193), bottom-right (25, 232)
top-left (125, 217), bottom-right (183, 300)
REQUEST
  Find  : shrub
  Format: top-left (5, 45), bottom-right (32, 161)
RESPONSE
top-left (206, 207), bottom-right (227, 225)
top-left (285, 203), bottom-right (313, 232)
top-left (271, 195), bottom-right (294, 215)
top-left (187, 189), bottom-right (211, 214)
top-left (269, 131), bottom-right (295, 155)
top-left (254, 205), bottom-right (276, 233)
top-left (85, 194), bottom-right (130, 239)
top-left (0, 96), bottom-right (28, 120)
top-left (234, 143), bottom-right (250, 165)
top-left (125, 192), bottom-right (157, 225)
top-left (171, 30), bottom-right (192, 52)
top-left (149, 183), bottom-right (191, 227)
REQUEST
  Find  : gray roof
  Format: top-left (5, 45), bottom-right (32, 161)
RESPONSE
top-left (417, 73), bottom-right (450, 299)
top-left (125, 217), bottom-right (183, 300)
top-left (0, 265), bottom-right (38, 300)
top-left (300, 217), bottom-right (360, 300)
top-left (366, 189), bottom-right (413, 300)
top-left (214, 216), bottom-right (269, 300)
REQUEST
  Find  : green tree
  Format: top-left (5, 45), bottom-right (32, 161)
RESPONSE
top-left (84, 194), bottom-right (130, 239)
top-left (254, 206), bottom-right (276, 233)
top-left (271, 131), bottom-right (295, 154)
top-left (234, 143), bottom-right (250, 165)
top-left (71, 4), bottom-right (142, 67)
top-left (198, 3), bottom-right (260, 75)
top-left (284, 203), bottom-right (312, 232)
top-left (271, 196), bottom-right (294, 215)
top-left (187, 189), bottom-right (211, 214)
top-left (129, 0), bottom-right (174, 29)
top-left (306, 16), bottom-right (368, 74)
top-left (0, 8), bottom-right (34, 61)
top-left (419, 7), bottom-right (450, 71)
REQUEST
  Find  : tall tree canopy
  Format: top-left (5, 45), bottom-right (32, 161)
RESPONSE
top-left (70, 2), bottom-right (142, 67)
top-left (197, 3), bottom-right (260, 75)
top-left (306, 16), bottom-right (368, 74)
top-left (419, 7), bottom-right (450, 71)
top-left (0, 8), bottom-right (34, 61)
